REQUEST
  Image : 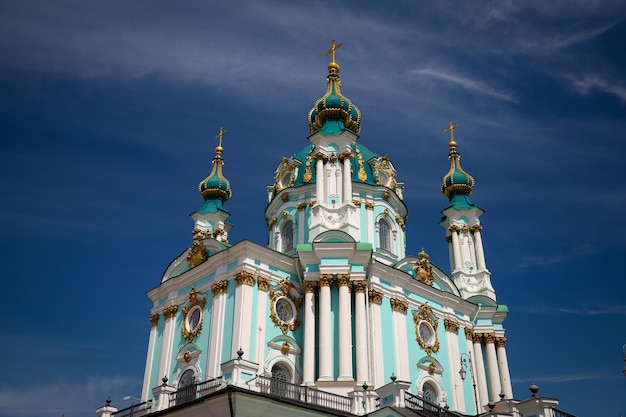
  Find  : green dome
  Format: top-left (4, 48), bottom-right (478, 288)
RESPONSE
top-left (199, 146), bottom-right (232, 203)
top-left (308, 63), bottom-right (361, 135)
top-left (441, 139), bottom-right (474, 200)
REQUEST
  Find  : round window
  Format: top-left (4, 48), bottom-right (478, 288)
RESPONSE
top-left (275, 298), bottom-right (295, 324)
top-left (418, 321), bottom-right (435, 346)
top-left (186, 306), bottom-right (202, 332)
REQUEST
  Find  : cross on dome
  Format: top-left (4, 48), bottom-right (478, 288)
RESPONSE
top-left (444, 121), bottom-right (459, 143)
top-left (325, 39), bottom-right (343, 64)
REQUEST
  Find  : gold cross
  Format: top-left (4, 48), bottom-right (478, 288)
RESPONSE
top-left (325, 39), bottom-right (343, 63)
top-left (215, 127), bottom-right (227, 147)
top-left (443, 121), bottom-right (459, 141)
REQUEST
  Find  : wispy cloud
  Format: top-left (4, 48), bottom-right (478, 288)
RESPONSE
top-left (517, 244), bottom-right (599, 268)
top-left (518, 22), bottom-right (617, 52)
top-left (521, 304), bottom-right (626, 316)
top-left (410, 68), bottom-right (517, 102)
top-left (0, 376), bottom-right (138, 417)
top-left (568, 74), bottom-right (626, 103)
top-left (512, 371), bottom-right (615, 384)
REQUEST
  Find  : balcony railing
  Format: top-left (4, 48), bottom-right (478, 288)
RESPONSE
top-left (168, 378), bottom-right (223, 407)
top-left (553, 408), bottom-right (577, 417)
top-left (256, 375), bottom-right (352, 413)
top-left (112, 401), bottom-right (151, 417)
top-left (404, 391), bottom-right (465, 417)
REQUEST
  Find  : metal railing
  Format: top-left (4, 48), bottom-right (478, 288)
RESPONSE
top-left (168, 378), bottom-right (223, 407)
top-left (256, 375), bottom-right (352, 413)
top-left (404, 391), bottom-right (465, 417)
top-left (112, 402), bottom-right (151, 417)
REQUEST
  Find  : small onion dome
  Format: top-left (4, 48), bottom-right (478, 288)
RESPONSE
top-left (441, 138), bottom-right (475, 199)
top-left (308, 62), bottom-right (361, 135)
top-left (198, 145), bottom-right (232, 202)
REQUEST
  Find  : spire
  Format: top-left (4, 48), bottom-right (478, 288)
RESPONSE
top-left (441, 121), bottom-right (475, 208)
top-left (308, 39), bottom-right (361, 135)
top-left (198, 127), bottom-right (232, 204)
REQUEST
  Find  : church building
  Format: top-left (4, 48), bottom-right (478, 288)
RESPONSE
top-left (97, 42), bottom-right (576, 417)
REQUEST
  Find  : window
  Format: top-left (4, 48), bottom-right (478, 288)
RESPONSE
top-left (270, 363), bottom-right (292, 398)
top-left (422, 382), bottom-right (437, 403)
top-left (281, 221), bottom-right (294, 252)
top-left (177, 369), bottom-right (197, 405)
top-left (379, 220), bottom-right (391, 252)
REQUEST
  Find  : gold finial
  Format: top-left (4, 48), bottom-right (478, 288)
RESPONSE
top-left (215, 127), bottom-right (227, 148)
top-left (325, 39), bottom-right (343, 64)
top-left (443, 121), bottom-right (459, 143)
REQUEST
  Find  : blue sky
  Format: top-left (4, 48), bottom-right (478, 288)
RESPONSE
top-left (1, 1), bottom-right (625, 416)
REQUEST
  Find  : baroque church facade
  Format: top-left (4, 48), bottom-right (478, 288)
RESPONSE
top-left (97, 43), bottom-right (575, 417)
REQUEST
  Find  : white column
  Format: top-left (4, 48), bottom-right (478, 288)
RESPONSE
top-left (303, 281), bottom-right (317, 385)
top-left (208, 281), bottom-right (228, 378)
top-left (450, 226), bottom-right (462, 273)
top-left (315, 156), bottom-right (324, 204)
top-left (472, 226), bottom-right (487, 271)
top-left (368, 290), bottom-right (385, 388)
top-left (496, 336), bottom-right (514, 399)
top-left (142, 314), bottom-right (159, 399)
top-left (158, 304), bottom-right (178, 383)
top-left (337, 274), bottom-right (353, 381)
top-left (342, 153), bottom-right (353, 204)
top-left (484, 333), bottom-right (502, 401)
top-left (445, 320), bottom-right (464, 413)
top-left (232, 272), bottom-right (254, 359)
top-left (255, 277), bottom-right (269, 367)
top-left (464, 331), bottom-right (481, 411)
top-left (318, 274), bottom-right (333, 381)
top-left (472, 332), bottom-right (489, 409)
top-left (354, 281), bottom-right (368, 385)
top-left (391, 298), bottom-right (410, 381)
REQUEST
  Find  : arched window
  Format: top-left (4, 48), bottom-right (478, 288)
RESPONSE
top-left (422, 381), bottom-right (438, 403)
top-left (281, 221), bottom-right (294, 252)
top-left (379, 220), bottom-right (391, 252)
top-left (270, 363), bottom-right (292, 398)
top-left (177, 369), bottom-right (196, 405)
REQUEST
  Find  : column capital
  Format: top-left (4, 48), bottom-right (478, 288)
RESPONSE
top-left (339, 150), bottom-right (354, 161)
top-left (150, 314), bottom-right (160, 327)
top-left (352, 199), bottom-right (362, 207)
top-left (368, 289), bottom-right (384, 305)
top-left (483, 332), bottom-right (496, 344)
top-left (234, 270), bottom-right (256, 287)
top-left (470, 224), bottom-right (483, 232)
top-left (314, 152), bottom-right (328, 162)
top-left (304, 280), bottom-right (319, 293)
top-left (337, 273), bottom-right (351, 287)
top-left (495, 336), bottom-right (507, 347)
top-left (365, 202), bottom-right (375, 210)
top-left (472, 332), bottom-right (483, 344)
top-left (257, 276), bottom-right (270, 291)
top-left (390, 297), bottom-right (408, 314)
top-left (448, 225), bottom-right (461, 233)
top-left (211, 280), bottom-right (229, 296)
top-left (319, 274), bottom-right (334, 287)
top-left (444, 318), bottom-right (460, 334)
top-left (353, 280), bottom-right (367, 293)
top-left (163, 305), bottom-right (178, 320)
top-left (464, 327), bottom-right (474, 340)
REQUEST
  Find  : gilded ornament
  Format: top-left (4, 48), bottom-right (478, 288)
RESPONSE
top-left (269, 279), bottom-right (302, 334)
top-left (267, 217), bottom-right (277, 230)
top-left (187, 240), bottom-right (208, 268)
top-left (444, 319), bottom-right (460, 334)
top-left (163, 305), bottom-right (178, 320)
top-left (211, 280), bottom-right (229, 296)
top-left (304, 281), bottom-right (318, 293)
top-left (428, 363), bottom-right (436, 375)
top-left (353, 200), bottom-right (362, 207)
top-left (472, 333), bottom-right (483, 344)
top-left (274, 157), bottom-right (296, 191)
top-left (390, 298), bottom-right (409, 314)
top-left (329, 154), bottom-right (338, 163)
top-left (339, 150), bottom-right (354, 161)
top-left (445, 236), bottom-right (452, 243)
top-left (413, 303), bottom-right (440, 355)
top-left (413, 249), bottom-right (434, 286)
top-left (461, 224), bottom-right (469, 234)
top-left (183, 351), bottom-right (191, 363)
top-left (319, 274), bottom-right (334, 287)
top-left (309, 200), bottom-right (316, 207)
top-left (496, 336), bottom-right (507, 348)
top-left (337, 273), bottom-right (351, 287)
top-left (257, 276), bottom-right (271, 291)
top-left (483, 332), bottom-right (496, 344)
top-left (297, 202), bottom-right (307, 211)
top-left (303, 145), bottom-right (315, 183)
top-left (368, 289), bottom-right (383, 304)
top-left (281, 341), bottom-right (291, 355)
top-left (464, 328), bottom-right (474, 341)
top-left (384, 208), bottom-right (389, 217)
top-left (149, 314), bottom-right (160, 328)
top-left (470, 224), bottom-right (483, 233)
top-left (353, 143), bottom-right (367, 181)
top-left (282, 210), bottom-right (288, 219)
top-left (281, 193), bottom-right (289, 202)
top-left (181, 288), bottom-right (206, 341)
top-left (352, 280), bottom-right (367, 293)
top-left (365, 202), bottom-right (375, 210)
top-left (448, 225), bottom-right (461, 233)
top-left (314, 152), bottom-right (328, 162)
top-left (234, 270), bottom-right (256, 287)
